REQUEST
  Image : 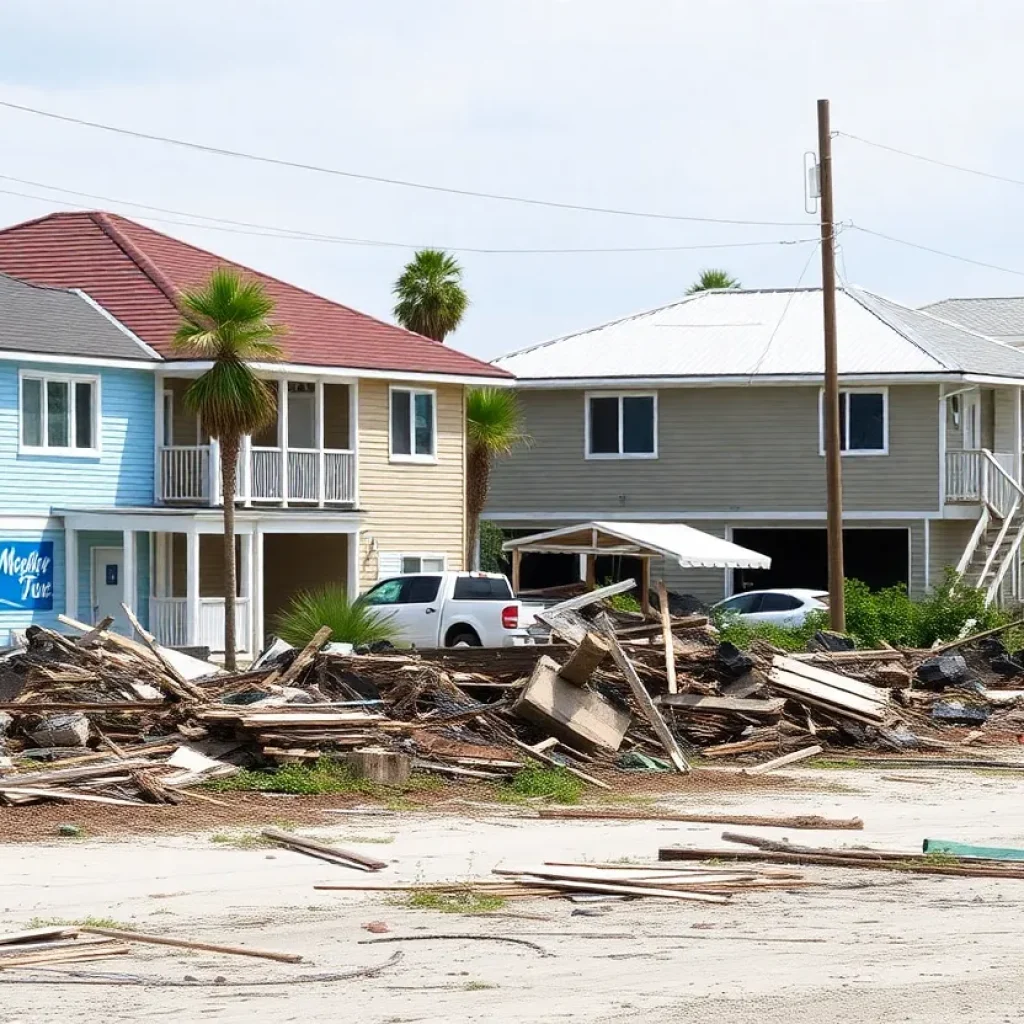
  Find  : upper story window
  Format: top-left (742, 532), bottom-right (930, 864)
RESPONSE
top-left (819, 388), bottom-right (888, 455)
top-left (390, 387), bottom-right (436, 462)
top-left (586, 392), bottom-right (657, 459)
top-left (20, 372), bottom-right (100, 457)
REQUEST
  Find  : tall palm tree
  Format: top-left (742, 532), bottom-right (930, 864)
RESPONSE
top-left (174, 268), bottom-right (285, 669)
top-left (686, 269), bottom-right (741, 294)
top-left (392, 249), bottom-right (468, 341)
top-left (466, 387), bottom-right (528, 569)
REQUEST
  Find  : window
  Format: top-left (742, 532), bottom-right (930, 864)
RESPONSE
top-left (586, 393), bottom-right (656, 458)
top-left (390, 387), bottom-right (436, 461)
top-left (453, 576), bottom-right (513, 600)
top-left (20, 373), bottom-right (99, 455)
top-left (404, 576), bottom-right (442, 603)
top-left (401, 554), bottom-right (446, 574)
top-left (717, 592), bottom-right (762, 614)
top-left (758, 593), bottom-right (803, 612)
top-left (819, 388), bottom-right (887, 455)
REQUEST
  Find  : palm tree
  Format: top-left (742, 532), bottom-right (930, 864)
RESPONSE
top-left (686, 269), bottom-right (741, 294)
top-left (466, 387), bottom-right (528, 569)
top-left (174, 268), bottom-right (285, 669)
top-left (392, 249), bottom-right (468, 341)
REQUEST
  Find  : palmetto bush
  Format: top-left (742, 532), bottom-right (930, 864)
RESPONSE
top-left (274, 586), bottom-right (398, 647)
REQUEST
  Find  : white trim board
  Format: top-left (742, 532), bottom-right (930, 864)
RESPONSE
top-left (0, 351), bottom-right (157, 370)
top-left (511, 373), bottom-right (1024, 389)
top-left (167, 361), bottom-right (512, 387)
top-left (0, 516), bottom-right (63, 532)
top-left (486, 510), bottom-right (947, 522)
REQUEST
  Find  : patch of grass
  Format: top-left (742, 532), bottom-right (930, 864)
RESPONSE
top-left (403, 890), bottom-right (508, 914)
top-left (29, 916), bottom-right (131, 930)
top-left (210, 831), bottom-right (274, 850)
top-left (339, 834), bottom-right (395, 845)
top-left (807, 758), bottom-right (863, 770)
top-left (922, 850), bottom-right (961, 867)
top-left (499, 764), bottom-right (583, 805)
top-left (204, 758), bottom-right (374, 796)
top-left (464, 980), bottom-right (498, 991)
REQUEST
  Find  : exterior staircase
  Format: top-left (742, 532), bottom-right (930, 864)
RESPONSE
top-left (954, 450), bottom-right (1024, 605)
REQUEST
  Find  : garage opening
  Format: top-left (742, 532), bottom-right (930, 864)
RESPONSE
top-left (732, 528), bottom-right (909, 593)
top-left (263, 533), bottom-right (349, 637)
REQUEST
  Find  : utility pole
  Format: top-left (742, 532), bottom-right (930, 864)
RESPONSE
top-left (817, 97), bottom-right (845, 632)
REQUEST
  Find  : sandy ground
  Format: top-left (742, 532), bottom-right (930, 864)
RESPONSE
top-left (3, 766), bottom-right (1024, 1024)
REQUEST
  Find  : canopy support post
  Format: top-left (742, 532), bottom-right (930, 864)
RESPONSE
top-left (640, 558), bottom-right (652, 618)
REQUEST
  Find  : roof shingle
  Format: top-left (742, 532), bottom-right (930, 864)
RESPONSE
top-left (0, 211), bottom-right (508, 379)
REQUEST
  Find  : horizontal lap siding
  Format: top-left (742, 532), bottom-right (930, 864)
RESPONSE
top-left (487, 385), bottom-right (940, 517)
top-left (0, 362), bottom-right (154, 514)
top-left (357, 381), bottom-right (466, 591)
top-left (930, 520), bottom-right (975, 588)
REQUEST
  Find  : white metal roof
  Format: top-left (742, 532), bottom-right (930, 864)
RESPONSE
top-left (495, 286), bottom-right (1024, 383)
top-left (502, 521), bottom-right (771, 570)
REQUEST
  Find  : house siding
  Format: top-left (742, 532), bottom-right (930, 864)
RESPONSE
top-left (356, 380), bottom-right (466, 591)
top-left (0, 361), bottom-right (155, 514)
top-left (487, 384), bottom-right (941, 517)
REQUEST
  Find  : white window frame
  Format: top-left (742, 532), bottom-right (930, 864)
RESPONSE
top-left (19, 371), bottom-right (102, 457)
top-left (400, 552), bottom-right (447, 574)
top-left (584, 391), bottom-right (658, 460)
top-left (389, 386), bottom-right (438, 464)
top-left (818, 386), bottom-right (889, 457)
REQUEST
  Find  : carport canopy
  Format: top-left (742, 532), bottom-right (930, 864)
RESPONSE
top-left (502, 521), bottom-right (771, 612)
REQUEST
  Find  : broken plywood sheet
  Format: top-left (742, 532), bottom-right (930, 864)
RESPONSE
top-left (512, 655), bottom-right (630, 753)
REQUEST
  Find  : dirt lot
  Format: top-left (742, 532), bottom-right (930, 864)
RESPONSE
top-left (3, 764), bottom-right (1024, 1023)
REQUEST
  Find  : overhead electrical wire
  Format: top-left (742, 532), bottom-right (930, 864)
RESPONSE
top-left (0, 98), bottom-right (812, 228)
top-left (0, 177), bottom-right (821, 256)
top-left (835, 130), bottom-right (1024, 189)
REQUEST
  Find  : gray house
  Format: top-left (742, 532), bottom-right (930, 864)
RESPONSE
top-left (486, 286), bottom-right (1024, 606)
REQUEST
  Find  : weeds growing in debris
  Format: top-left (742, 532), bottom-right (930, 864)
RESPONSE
top-left (403, 890), bottom-right (508, 914)
top-left (499, 764), bottom-right (583, 805)
top-left (210, 831), bottom-right (275, 849)
top-left (339, 834), bottom-right (395, 844)
top-left (717, 614), bottom-right (826, 653)
top-left (464, 980), bottom-right (498, 991)
top-left (29, 916), bottom-right (132, 930)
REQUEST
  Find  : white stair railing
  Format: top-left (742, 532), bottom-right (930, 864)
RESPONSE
top-left (965, 450), bottom-right (1024, 606)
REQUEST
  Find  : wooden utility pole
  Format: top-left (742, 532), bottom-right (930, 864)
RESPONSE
top-left (817, 98), bottom-right (845, 631)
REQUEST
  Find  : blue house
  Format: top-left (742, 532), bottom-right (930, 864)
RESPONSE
top-left (0, 271), bottom-right (158, 645)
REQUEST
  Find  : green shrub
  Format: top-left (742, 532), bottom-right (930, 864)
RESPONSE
top-left (207, 758), bottom-right (374, 796)
top-left (479, 521), bottom-right (507, 574)
top-left (716, 611), bottom-right (827, 652)
top-left (500, 764), bottom-right (583, 804)
top-left (274, 586), bottom-right (398, 647)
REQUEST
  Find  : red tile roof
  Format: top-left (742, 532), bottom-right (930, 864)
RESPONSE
top-left (0, 211), bottom-right (509, 378)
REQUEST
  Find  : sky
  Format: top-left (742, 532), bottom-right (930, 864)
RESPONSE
top-left (1, 0), bottom-right (1023, 362)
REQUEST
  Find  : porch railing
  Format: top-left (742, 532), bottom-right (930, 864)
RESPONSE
top-left (945, 450), bottom-right (1018, 515)
top-left (160, 446), bottom-right (211, 502)
top-left (158, 445), bottom-right (356, 505)
top-left (149, 596), bottom-right (251, 654)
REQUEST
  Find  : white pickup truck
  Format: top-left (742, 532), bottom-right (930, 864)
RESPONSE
top-left (362, 571), bottom-right (540, 648)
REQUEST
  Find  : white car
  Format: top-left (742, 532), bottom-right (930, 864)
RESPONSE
top-left (712, 588), bottom-right (829, 627)
top-left (362, 570), bottom-right (538, 648)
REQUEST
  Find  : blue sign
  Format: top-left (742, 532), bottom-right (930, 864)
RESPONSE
top-left (0, 541), bottom-right (54, 611)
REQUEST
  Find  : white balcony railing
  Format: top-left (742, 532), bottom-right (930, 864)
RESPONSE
top-left (159, 445), bottom-right (355, 505)
top-left (160, 446), bottom-right (211, 502)
top-left (946, 450), bottom-right (1019, 516)
top-left (150, 596), bottom-right (251, 654)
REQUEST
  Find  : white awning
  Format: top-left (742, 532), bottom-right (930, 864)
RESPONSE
top-left (501, 521), bottom-right (771, 570)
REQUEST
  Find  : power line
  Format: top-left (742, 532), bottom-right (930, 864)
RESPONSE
top-left (0, 178), bottom-right (821, 255)
top-left (835, 130), bottom-right (1024, 189)
top-left (849, 224), bottom-right (1024, 279)
top-left (0, 98), bottom-right (813, 228)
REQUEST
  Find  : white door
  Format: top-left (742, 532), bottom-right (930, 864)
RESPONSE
top-left (963, 391), bottom-right (981, 450)
top-left (362, 576), bottom-right (441, 648)
top-left (92, 547), bottom-right (128, 635)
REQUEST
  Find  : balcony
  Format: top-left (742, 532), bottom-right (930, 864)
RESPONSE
top-left (159, 444), bottom-right (356, 506)
top-left (946, 449), bottom-right (1018, 517)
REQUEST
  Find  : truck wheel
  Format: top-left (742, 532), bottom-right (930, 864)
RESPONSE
top-left (447, 628), bottom-right (482, 648)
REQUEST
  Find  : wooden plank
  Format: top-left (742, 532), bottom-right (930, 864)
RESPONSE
top-left (701, 738), bottom-right (780, 759)
top-left (922, 839), bottom-right (1024, 862)
top-left (261, 827), bottom-right (387, 870)
top-left (0, 701), bottom-right (166, 713)
top-left (773, 656), bottom-right (890, 705)
top-left (81, 926), bottom-right (302, 963)
top-left (0, 944), bottom-right (132, 969)
top-left (508, 736), bottom-right (612, 791)
top-left (0, 759), bottom-right (154, 788)
top-left (558, 632), bottom-right (610, 686)
top-left (742, 745), bottom-right (823, 776)
top-left (0, 786), bottom-right (144, 806)
top-left (768, 668), bottom-right (887, 722)
top-left (0, 927), bottom-right (80, 946)
top-left (599, 618), bottom-right (689, 774)
top-left (535, 607), bottom-right (590, 646)
top-left (640, 559), bottom-right (651, 617)
top-left (656, 581), bottom-right (678, 695)
top-left (121, 602), bottom-right (207, 701)
top-left (931, 617), bottom-right (1024, 654)
top-left (536, 808), bottom-right (863, 829)
top-left (656, 694), bottom-right (786, 715)
top-left (792, 649), bottom-right (905, 664)
top-left (545, 578), bottom-right (636, 615)
top-left (74, 615), bottom-right (115, 646)
top-left (508, 876), bottom-right (729, 903)
top-left (264, 625), bottom-right (332, 687)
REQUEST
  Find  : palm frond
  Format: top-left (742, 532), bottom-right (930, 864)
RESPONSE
top-left (392, 249), bottom-right (469, 342)
top-left (466, 387), bottom-right (529, 456)
top-left (275, 587), bottom-right (398, 647)
top-left (686, 268), bottom-right (741, 295)
top-left (183, 360), bottom-right (278, 439)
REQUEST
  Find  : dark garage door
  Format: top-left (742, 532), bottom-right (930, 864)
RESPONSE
top-left (732, 528), bottom-right (909, 593)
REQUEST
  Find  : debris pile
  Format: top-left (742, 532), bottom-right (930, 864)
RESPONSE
top-left (3, 584), bottom-right (1024, 810)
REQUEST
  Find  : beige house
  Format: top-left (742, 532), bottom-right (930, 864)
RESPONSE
top-left (486, 286), bottom-right (1024, 607)
top-left (0, 211), bottom-right (510, 657)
